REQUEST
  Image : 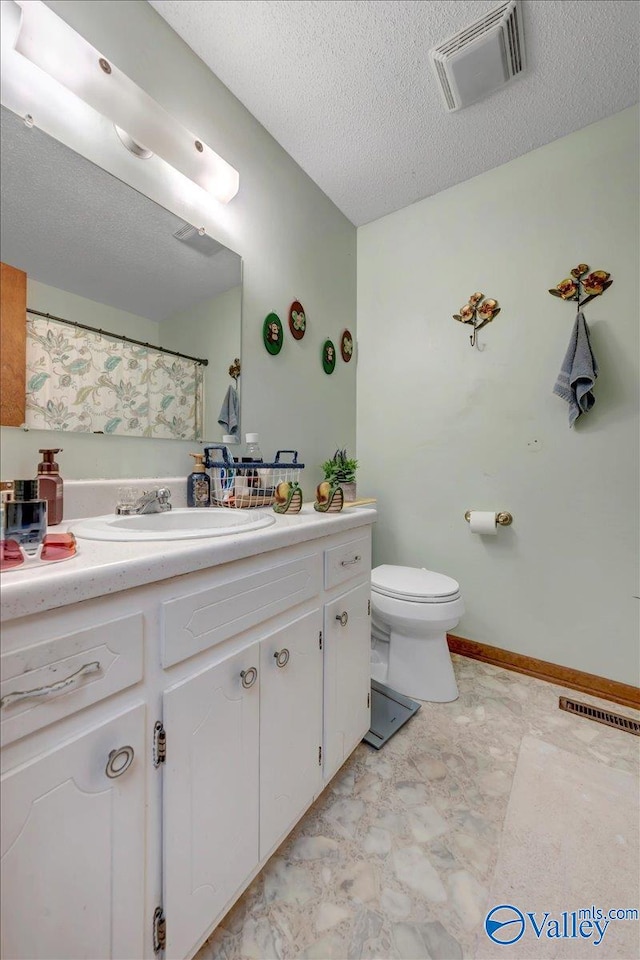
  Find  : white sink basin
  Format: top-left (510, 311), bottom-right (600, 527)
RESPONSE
top-left (73, 508), bottom-right (276, 541)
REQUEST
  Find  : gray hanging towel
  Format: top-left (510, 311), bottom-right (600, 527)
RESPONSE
top-left (553, 312), bottom-right (599, 426)
top-left (217, 384), bottom-right (239, 434)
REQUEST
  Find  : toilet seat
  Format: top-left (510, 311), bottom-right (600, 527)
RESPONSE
top-left (371, 564), bottom-right (460, 603)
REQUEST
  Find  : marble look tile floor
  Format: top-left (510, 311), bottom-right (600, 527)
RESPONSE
top-left (195, 655), bottom-right (639, 960)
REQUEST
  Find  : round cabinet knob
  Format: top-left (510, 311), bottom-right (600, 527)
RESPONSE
top-left (273, 648), bottom-right (290, 668)
top-left (105, 745), bottom-right (134, 779)
top-left (240, 666), bottom-right (258, 689)
top-left (335, 611), bottom-right (349, 626)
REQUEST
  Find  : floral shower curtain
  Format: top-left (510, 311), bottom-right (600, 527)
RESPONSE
top-left (25, 315), bottom-right (203, 440)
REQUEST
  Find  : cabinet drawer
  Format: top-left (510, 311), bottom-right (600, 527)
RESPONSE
top-left (324, 534), bottom-right (371, 590)
top-left (161, 552), bottom-right (322, 667)
top-left (0, 613), bottom-right (144, 746)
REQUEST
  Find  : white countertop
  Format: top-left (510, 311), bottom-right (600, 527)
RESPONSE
top-left (0, 504), bottom-right (376, 623)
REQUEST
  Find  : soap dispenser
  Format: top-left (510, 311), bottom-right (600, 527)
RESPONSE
top-left (187, 453), bottom-right (211, 508)
top-left (36, 448), bottom-right (64, 525)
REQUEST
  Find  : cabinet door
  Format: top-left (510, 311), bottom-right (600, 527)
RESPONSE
top-left (259, 608), bottom-right (323, 859)
top-left (323, 581), bottom-right (371, 779)
top-left (163, 646), bottom-right (260, 960)
top-left (1, 704), bottom-right (146, 960)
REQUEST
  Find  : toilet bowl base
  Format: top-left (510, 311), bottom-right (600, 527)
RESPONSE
top-left (387, 630), bottom-right (459, 702)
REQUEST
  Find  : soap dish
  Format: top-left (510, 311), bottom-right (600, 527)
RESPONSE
top-left (1, 534), bottom-right (77, 572)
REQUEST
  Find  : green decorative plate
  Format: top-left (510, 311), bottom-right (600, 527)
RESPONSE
top-left (263, 313), bottom-right (283, 355)
top-left (322, 339), bottom-right (336, 374)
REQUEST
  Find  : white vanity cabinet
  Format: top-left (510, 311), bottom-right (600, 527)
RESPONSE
top-left (163, 606), bottom-right (324, 960)
top-left (322, 532), bottom-right (373, 780)
top-left (258, 607), bottom-right (324, 858)
top-left (0, 516), bottom-right (374, 960)
top-left (0, 703), bottom-right (146, 960)
top-left (162, 644), bottom-right (260, 960)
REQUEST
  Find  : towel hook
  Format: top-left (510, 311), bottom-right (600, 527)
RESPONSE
top-left (548, 264), bottom-right (613, 311)
top-left (228, 357), bottom-right (241, 382)
top-left (453, 293), bottom-right (500, 349)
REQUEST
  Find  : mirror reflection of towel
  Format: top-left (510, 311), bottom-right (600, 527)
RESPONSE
top-left (553, 312), bottom-right (599, 426)
top-left (217, 384), bottom-right (239, 434)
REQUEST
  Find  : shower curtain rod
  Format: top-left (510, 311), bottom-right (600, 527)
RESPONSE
top-left (26, 308), bottom-right (209, 366)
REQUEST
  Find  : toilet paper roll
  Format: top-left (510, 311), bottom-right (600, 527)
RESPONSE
top-left (469, 511), bottom-right (497, 535)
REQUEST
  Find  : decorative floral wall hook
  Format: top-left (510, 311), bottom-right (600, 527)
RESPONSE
top-left (228, 358), bottom-right (241, 382)
top-left (453, 292), bottom-right (501, 349)
top-left (548, 264), bottom-right (612, 311)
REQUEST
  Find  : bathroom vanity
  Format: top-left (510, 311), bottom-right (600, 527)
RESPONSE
top-left (0, 505), bottom-right (375, 960)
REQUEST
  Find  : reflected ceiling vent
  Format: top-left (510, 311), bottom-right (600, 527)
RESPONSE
top-left (172, 223), bottom-right (223, 257)
top-left (429, 0), bottom-right (526, 112)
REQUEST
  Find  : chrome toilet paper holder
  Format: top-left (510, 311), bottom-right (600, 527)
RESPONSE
top-left (464, 510), bottom-right (513, 526)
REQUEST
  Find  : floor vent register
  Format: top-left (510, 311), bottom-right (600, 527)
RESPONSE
top-left (559, 696), bottom-right (639, 736)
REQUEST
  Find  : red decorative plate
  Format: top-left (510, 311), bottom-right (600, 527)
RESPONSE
top-left (288, 301), bottom-right (306, 340)
top-left (340, 329), bottom-right (354, 362)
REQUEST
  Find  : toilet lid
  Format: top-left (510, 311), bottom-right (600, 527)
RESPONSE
top-left (371, 564), bottom-right (460, 602)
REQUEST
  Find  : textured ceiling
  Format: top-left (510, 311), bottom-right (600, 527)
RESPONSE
top-left (149, 0), bottom-right (640, 226)
top-left (0, 107), bottom-right (241, 321)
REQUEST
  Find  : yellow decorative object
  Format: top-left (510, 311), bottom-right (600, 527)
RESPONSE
top-left (313, 481), bottom-right (344, 513)
top-left (453, 292), bottom-right (501, 348)
top-left (549, 265), bottom-right (612, 307)
top-left (272, 481), bottom-right (303, 514)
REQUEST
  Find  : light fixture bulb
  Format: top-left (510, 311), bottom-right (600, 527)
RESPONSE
top-left (114, 124), bottom-right (153, 159)
top-left (11, 1), bottom-right (240, 203)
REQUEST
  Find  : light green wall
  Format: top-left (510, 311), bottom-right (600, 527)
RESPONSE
top-left (357, 107), bottom-right (639, 684)
top-left (28, 279), bottom-right (160, 342)
top-left (160, 285), bottom-right (242, 443)
top-left (1, 0), bottom-right (356, 493)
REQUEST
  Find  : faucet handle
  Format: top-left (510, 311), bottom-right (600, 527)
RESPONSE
top-left (156, 487), bottom-right (171, 505)
top-left (115, 486), bottom-right (137, 515)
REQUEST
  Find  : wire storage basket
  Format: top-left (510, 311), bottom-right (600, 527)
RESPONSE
top-left (203, 446), bottom-right (304, 509)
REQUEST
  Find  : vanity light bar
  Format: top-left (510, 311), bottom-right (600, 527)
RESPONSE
top-left (12, 0), bottom-right (239, 203)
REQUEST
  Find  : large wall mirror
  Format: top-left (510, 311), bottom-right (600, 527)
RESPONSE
top-left (0, 105), bottom-right (242, 441)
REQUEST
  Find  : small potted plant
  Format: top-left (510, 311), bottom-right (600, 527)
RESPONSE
top-left (321, 448), bottom-right (358, 502)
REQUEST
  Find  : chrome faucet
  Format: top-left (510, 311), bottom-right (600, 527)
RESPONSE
top-left (116, 487), bottom-right (172, 515)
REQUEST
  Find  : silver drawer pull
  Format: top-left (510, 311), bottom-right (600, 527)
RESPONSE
top-left (340, 555), bottom-right (361, 567)
top-left (273, 648), bottom-right (290, 668)
top-left (105, 745), bottom-right (134, 779)
top-left (0, 660), bottom-right (101, 709)
top-left (335, 611), bottom-right (349, 626)
top-left (240, 666), bottom-right (258, 689)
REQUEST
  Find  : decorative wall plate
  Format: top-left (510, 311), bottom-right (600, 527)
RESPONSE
top-left (340, 329), bottom-right (354, 362)
top-left (289, 300), bottom-right (307, 340)
top-left (322, 339), bottom-right (336, 374)
top-left (263, 313), bottom-right (283, 355)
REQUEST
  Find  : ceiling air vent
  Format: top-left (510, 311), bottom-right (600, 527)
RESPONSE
top-left (429, 0), bottom-right (526, 112)
top-left (172, 223), bottom-right (223, 257)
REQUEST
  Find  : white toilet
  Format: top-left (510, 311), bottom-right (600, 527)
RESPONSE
top-left (370, 564), bottom-right (464, 702)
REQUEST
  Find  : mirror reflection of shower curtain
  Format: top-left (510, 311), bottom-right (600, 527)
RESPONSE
top-left (25, 315), bottom-right (203, 440)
